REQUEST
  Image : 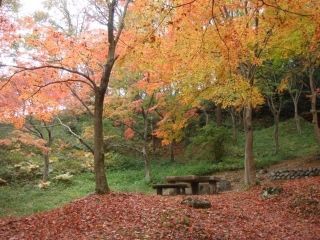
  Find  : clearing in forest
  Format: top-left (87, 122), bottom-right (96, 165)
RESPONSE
top-left (0, 177), bottom-right (319, 240)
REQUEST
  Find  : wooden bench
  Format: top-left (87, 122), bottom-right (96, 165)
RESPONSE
top-left (153, 183), bottom-right (188, 195)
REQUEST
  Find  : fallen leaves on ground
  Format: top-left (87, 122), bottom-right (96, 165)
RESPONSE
top-left (0, 177), bottom-right (319, 240)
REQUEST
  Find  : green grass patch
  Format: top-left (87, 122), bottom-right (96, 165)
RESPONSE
top-left (0, 118), bottom-right (318, 218)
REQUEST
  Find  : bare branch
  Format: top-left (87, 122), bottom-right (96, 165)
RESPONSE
top-left (65, 83), bottom-right (94, 117)
top-left (56, 117), bottom-right (94, 154)
top-left (170, 0), bottom-right (198, 9)
top-left (35, 79), bottom-right (93, 89)
top-left (0, 64), bottom-right (96, 88)
top-left (259, 0), bottom-right (312, 17)
top-left (114, 0), bottom-right (131, 44)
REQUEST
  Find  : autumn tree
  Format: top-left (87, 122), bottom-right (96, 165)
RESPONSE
top-left (22, 117), bottom-right (54, 182)
top-left (0, 0), bottom-right (131, 194)
top-left (258, 60), bottom-right (287, 154)
top-left (285, 58), bottom-right (304, 134)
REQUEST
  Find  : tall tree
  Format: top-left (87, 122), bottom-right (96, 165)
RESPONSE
top-left (286, 59), bottom-right (304, 134)
top-left (0, 0), bottom-right (131, 194)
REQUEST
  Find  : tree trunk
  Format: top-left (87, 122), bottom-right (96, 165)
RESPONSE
top-left (267, 96), bottom-right (282, 155)
top-left (169, 141), bottom-right (175, 162)
top-left (309, 67), bottom-right (320, 145)
top-left (142, 145), bottom-right (151, 182)
top-left (42, 152), bottom-right (49, 182)
top-left (293, 99), bottom-right (302, 134)
top-left (230, 109), bottom-right (237, 143)
top-left (274, 113), bottom-right (280, 154)
top-left (215, 104), bottom-right (222, 127)
top-left (42, 124), bottom-right (52, 182)
top-left (150, 116), bottom-right (156, 156)
top-left (203, 109), bottom-right (209, 126)
top-left (244, 105), bottom-right (255, 186)
top-left (142, 112), bottom-right (151, 182)
top-left (93, 90), bottom-right (109, 194)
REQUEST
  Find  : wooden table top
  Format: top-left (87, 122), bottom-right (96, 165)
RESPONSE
top-left (166, 175), bottom-right (220, 183)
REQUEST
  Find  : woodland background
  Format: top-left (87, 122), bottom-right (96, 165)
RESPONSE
top-left (0, 0), bottom-right (319, 223)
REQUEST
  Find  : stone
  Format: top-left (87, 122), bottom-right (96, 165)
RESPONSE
top-left (181, 197), bottom-right (212, 209)
top-left (261, 186), bottom-right (283, 199)
top-left (199, 183), bottom-right (211, 194)
top-left (217, 180), bottom-right (232, 192)
top-left (258, 169), bottom-right (268, 174)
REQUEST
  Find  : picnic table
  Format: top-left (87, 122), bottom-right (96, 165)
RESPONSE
top-left (166, 175), bottom-right (220, 195)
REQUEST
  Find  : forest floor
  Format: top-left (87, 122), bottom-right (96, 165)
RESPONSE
top-left (0, 176), bottom-right (319, 239)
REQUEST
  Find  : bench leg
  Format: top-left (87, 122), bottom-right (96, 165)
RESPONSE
top-left (176, 187), bottom-right (181, 194)
top-left (209, 181), bottom-right (217, 194)
top-left (156, 188), bottom-right (163, 195)
top-left (181, 188), bottom-right (186, 195)
top-left (191, 182), bottom-right (199, 195)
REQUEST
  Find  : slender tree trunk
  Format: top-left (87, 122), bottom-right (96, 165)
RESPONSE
top-left (42, 123), bottom-right (52, 182)
top-left (150, 116), bottom-right (156, 156)
top-left (244, 105), bottom-right (255, 186)
top-left (93, 90), bottom-right (109, 194)
top-left (238, 109), bottom-right (243, 127)
top-left (203, 109), bottom-right (209, 126)
top-left (309, 67), bottom-right (320, 145)
top-left (274, 113), bottom-right (280, 154)
top-left (42, 152), bottom-right (50, 182)
top-left (230, 109), bottom-right (237, 143)
top-left (215, 104), bottom-right (222, 127)
top-left (142, 113), bottom-right (151, 182)
top-left (142, 146), bottom-right (151, 182)
top-left (267, 96), bottom-right (282, 154)
top-left (293, 99), bottom-right (302, 134)
top-left (169, 140), bottom-right (175, 162)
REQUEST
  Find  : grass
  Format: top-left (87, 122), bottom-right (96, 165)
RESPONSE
top-left (0, 174), bottom-right (94, 217)
top-left (0, 118), bottom-right (319, 218)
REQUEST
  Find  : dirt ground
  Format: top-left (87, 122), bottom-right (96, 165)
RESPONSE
top-left (215, 155), bottom-right (320, 191)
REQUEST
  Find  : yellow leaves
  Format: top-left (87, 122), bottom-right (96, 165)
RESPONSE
top-left (135, 78), bottom-right (163, 95)
top-left (155, 105), bottom-right (198, 146)
top-left (277, 77), bottom-right (289, 93)
top-left (83, 126), bottom-right (93, 140)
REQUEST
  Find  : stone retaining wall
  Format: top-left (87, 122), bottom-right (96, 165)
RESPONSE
top-left (270, 168), bottom-right (320, 180)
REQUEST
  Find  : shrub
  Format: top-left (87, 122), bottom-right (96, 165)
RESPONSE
top-left (106, 152), bottom-right (143, 171)
top-left (38, 181), bottom-right (51, 189)
top-left (186, 124), bottom-right (229, 162)
top-left (53, 172), bottom-right (73, 182)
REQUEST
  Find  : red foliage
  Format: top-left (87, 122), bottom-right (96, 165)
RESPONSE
top-left (124, 128), bottom-right (135, 140)
top-left (0, 177), bottom-right (319, 239)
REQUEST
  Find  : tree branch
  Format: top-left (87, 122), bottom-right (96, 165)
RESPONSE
top-left (65, 84), bottom-right (94, 117)
top-left (114, 0), bottom-right (131, 44)
top-left (259, 0), bottom-right (312, 17)
top-left (0, 64), bottom-right (96, 88)
top-left (56, 117), bottom-right (94, 154)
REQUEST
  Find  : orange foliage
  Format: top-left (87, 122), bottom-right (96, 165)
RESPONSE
top-left (124, 127), bottom-right (135, 140)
